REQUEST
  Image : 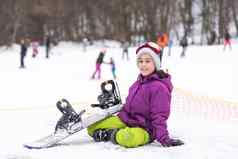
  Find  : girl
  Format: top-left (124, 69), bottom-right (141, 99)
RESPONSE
top-left (223, 29), bottom-right (232, 51)
top-left (31, 40), bottom-right (39, 58)
top-left (91, 49), bottom-right (106, 79)
top-left (105, 57), bottom-right (116, 79)
top-left (87, 42), bottom-right (184, 148)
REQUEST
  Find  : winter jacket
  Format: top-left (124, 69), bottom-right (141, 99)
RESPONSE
top-left (20, 44), bottom-right (27, 57)
top-left (157, 33), bottom-right (168, 48)
top-left (96, 52), bottom-right (105, 64)
top-left (224, 32), bottom-right (231, 41)
top-left (118, 71), bottom-right (173, 144)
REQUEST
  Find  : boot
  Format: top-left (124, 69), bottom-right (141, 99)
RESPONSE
top-left (92, 129), bottom-right (118, 143)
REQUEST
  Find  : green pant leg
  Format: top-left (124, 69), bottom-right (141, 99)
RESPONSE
top-left (116, 127), bottom-right (150, 148)
top-left (87, 115), bottom-right (126, 136)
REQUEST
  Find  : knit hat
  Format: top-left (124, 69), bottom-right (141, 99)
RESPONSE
top-left (136, 42), bottom-right (161, 70)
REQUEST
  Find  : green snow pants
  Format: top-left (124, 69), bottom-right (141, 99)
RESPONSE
top-left (87, 115), bottom-right (150, 148)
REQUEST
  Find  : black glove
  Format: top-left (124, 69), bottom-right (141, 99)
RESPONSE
top-left (160, 138), bottom-right (184, 147)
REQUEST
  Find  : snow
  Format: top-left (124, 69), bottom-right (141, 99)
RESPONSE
top-left (0, 41), bottom-right (238, 159)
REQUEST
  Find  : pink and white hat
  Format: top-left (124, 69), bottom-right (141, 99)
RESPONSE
top-left (136, 42), bottom-right (161, 70)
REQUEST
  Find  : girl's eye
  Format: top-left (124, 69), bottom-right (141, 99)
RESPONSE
top-left (138, 59), bottom-right (152, 64)
top-left (145, 59), bottom-right (151, 63)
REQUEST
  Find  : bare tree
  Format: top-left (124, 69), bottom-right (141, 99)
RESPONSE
top-left (179, 0), bottom-right (194, 37)
top-left (0, 0), bottom-right (236, 46)
top-left (0, 0), bottom-right (27, 45)
top-left (200, 0), bottom-right (218, 44)
top-left (231, 0), bottom-right (238, 36)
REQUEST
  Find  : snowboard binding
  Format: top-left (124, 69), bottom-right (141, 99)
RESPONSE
top-left (55, 99), bottom-right (85, 133)
top-left (54, 80), bottom-right (121, 133)
top-left (91, 80), bottom-right (122, 109)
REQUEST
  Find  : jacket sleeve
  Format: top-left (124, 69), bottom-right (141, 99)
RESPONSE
top-left (150, 84), bottom-right (171, 143)
top-left (118, 84), bottom-right (135, 119)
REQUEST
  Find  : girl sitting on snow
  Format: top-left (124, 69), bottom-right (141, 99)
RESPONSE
top-left (87, 42), bottom-right (184, 148)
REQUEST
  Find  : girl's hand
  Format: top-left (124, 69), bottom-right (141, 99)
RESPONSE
top-left (161, 138), bottom-right (184, 147)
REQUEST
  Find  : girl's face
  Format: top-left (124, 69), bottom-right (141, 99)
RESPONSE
top-left (137, 53), bottom-right (156, 77)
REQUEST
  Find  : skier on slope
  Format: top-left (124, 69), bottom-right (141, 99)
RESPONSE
top-left (19, 38), bottom-right (28, 68)
top-left (121, 41), bottom-right (130, 61)
top-left (104, 57), bottom-right (117, 79)
top-left (45, 36), bottom-right (51, 58)
top-left (87, 42), bottom-right (184, 148)
top-left (157, 33), bottom-right (168, 65)
top-left (223, 28), bottom-right (232, 51)
top-left (91, 48), bottom-right (106, 80)
top-left (180, 34), bottom-right (188, 57)
top-left (31, 40), bottom-right (39, 58)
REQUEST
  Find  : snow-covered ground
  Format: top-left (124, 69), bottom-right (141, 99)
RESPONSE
top-left (0, 41), bottom-right (237, 159)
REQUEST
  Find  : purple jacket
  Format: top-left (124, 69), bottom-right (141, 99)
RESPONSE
top-left (118, 72), bottom-right (173, 144)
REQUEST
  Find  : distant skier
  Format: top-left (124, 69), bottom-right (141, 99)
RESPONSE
top-left (91, 49), bottom-right (106, 79)
top-left (157, 33), bottom-right (168, 65)
top-left (105, 57), bottom-right (117, 79)
top-left (121, 41), bottom-right (129, 61)
top-left (82, 38), bottom-right (88, 52)
top-left (87, 42), bottom-right (184, 148)
top-left (167, 39), bottom-right (173, 56)
top-left (31, 40), bottom-right (39, 58)
top-left (45, 36), bottom-right (51, 58)
top-left (223, 29), bottom-right (232, 51)
top-left (180, 35), bottom-right (188, 57)
top-left (19, 39), bottom-right (28, 68)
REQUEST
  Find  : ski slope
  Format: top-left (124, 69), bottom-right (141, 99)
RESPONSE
top-left (0, 41), bottom-right (237, 159)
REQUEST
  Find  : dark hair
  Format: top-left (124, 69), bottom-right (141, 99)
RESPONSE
top-left (157, 70), bottom-right (169, 79)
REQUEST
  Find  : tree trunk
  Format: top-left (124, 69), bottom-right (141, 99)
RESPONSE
top-left (231, 0), bottom-right (238, 36)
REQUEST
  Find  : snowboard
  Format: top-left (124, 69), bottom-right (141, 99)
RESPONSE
top-left (24, 80), bottom-right (122, 149)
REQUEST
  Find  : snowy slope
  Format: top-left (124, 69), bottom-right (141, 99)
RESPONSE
top-left (0, 42), bottom-right (238, 159)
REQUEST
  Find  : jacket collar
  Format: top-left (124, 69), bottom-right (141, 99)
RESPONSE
top-left (137, 72), bottom-right (159, 83)
top-left (137, 71), bottom-right (173, 93)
